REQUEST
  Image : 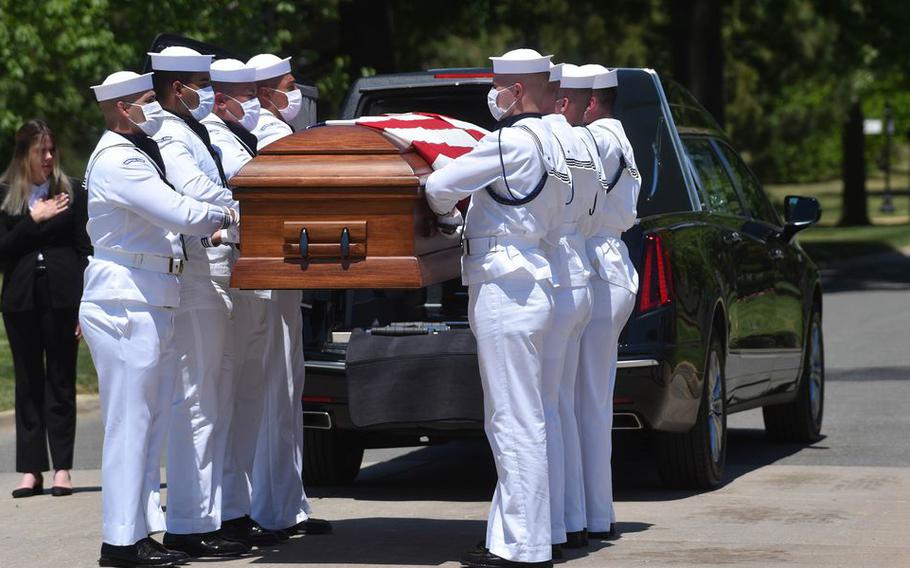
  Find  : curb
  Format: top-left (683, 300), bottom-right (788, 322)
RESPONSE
top-left (0, 393), bottom-right (100, 432)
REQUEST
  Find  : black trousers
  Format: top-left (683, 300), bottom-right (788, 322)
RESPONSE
top-left (3, 269), bottom-right (79, 473)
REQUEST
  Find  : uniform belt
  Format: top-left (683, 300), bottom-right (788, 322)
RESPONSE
top-left (93, 247), bottom-right (185, 275)
top-left (463, 235), bottom-right (540, 256)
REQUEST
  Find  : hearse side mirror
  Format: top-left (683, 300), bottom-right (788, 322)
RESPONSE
top-left (781, 195), bottom-right (821, 242)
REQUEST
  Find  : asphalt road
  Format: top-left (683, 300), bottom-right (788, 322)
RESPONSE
top-left (1, 252), bottom-right (909, 567)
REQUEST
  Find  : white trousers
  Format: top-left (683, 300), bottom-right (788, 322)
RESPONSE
top-left (542, 284), bottom-right (592, 543)
top-left (575, 278), bottom-right (635, 531)
top-left (80, 300), bottom-right (177, 546)
top-left (251, 289), bottom-right (311, 530)
top-left (469, 276), bottom-right (554, 563)
top-left (166, 276), bottom-right (233, 534)
top-left (221, 292), bottom-right (271, 522)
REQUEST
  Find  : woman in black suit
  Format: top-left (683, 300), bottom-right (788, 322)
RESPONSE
top-left (0, 119), bottom-right (91, 497)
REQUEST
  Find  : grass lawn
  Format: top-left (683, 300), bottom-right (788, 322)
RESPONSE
top-left (767, 174), bottom-right (910, 264)
top-left (0, 318), bottom-right (97, 412)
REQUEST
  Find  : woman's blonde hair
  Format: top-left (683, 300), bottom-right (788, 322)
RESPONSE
top-left (0, 119), bottom-right (73, 215)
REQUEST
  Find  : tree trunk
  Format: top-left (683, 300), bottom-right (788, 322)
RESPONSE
top-left (839, 100), bottom-right (870, 226)
top-left (669, 0), bottom-right (725, 127)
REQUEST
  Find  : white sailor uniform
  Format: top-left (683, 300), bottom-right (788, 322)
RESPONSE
top-left (201, 113), bottom-right (272, 524)
top-left (202, 113), bottom-right (257, 182)
top-left (153, 110), bottom-right (238, 535)
top-left (426, 115), bottom-right (567, 563)
top-left (251, 111), bottom-right (293, 150)
top-left (540, 113), bottom-right (599, 543)
top-left (80, 130), bottom-right (232, 546)
top-left (248, 112), bottom-right (312, 531)
top-left (575, 117), bottom-right (641, 533)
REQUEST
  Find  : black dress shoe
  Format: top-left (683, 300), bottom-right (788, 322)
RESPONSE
top-left (11, 474), bottom-right (43, 498)
top-left (162, 531), bottom-right (250, 558)
top-left (460, 547), bottom-right (553, 567)
top-left (99, 538), bottom-right (183, 567)
top-left (221, 516), bottom-right (284, 547)
top-left (563, 529), bottom-right (587, 549)
top-left (588, 523), bottom-right (617, 540)
top-left (551, 544), bottom-right (563, 560)
top-left (145, 538), bottom-right (190, 565)
top-left (284, 517), bottom-right (332, 535)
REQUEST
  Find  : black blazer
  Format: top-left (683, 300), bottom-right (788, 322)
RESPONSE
top-left (0, 181), bottom-right (91, 312)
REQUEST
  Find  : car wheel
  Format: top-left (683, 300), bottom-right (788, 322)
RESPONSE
top-left (303, 428), bottom-right (364, 485)
top-left (655, 331), bottom-right (727, 489)
top-left (762, 309), bottom-right (824, 442)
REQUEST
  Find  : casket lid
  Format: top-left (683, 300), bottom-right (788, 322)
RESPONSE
top-left (259, 125), bottom-right (401, 155)
top-left (231, 125), bottom-right (431, 190)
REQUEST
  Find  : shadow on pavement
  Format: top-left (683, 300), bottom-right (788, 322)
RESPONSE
top-left (725, 429), bottom-right (827, 480)
top-left (242, 517), bottom-right (485, 565)
top-left (826, 366), bottom-right (910, 381)
top-left (311, 427), bottom-right (818, 504)
top-left (309, 441), bottom-right (496, 502)
top-left (820, 250), bottom-right (910, 293)
top-left (243, 519), bottom-right (657, 565)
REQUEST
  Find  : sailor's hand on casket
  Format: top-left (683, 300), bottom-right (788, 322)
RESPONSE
top-left (436, 209), bottom-right (464, 238)
top-left (221, 225), bottom-right (240, 244)
top-left (201, 225), bottom-right (240, 248)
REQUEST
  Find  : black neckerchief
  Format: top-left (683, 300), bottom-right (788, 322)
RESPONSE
top-left (495, 112), bottom-right (544, 131)
top-left (174, 113), bottom-right (229, 186)
top-left (225, 120), bottom-right (258, 157)
top-left (119, 131), bottom-right (167, 177)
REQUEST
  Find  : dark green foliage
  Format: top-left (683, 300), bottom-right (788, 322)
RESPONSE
top-left (0, 0), bottom-right (907, 185)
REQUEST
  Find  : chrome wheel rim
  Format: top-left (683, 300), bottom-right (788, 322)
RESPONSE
top-left (707, 350), bottom-right (724, 464)
top-left (809, 320), bottom-right (823, 425)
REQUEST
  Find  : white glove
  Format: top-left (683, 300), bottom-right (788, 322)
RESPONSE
top-left (436, 209), bottom-right (464, 239)
top-left (220, 225), bottom-right (240, 244)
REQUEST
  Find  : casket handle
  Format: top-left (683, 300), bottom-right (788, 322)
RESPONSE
top-left (340, 227), bottom-right (351, 259)
top-left (299, 228), bottom-right (309, 258)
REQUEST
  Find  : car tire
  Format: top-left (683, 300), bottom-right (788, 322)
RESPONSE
top-left (762, 309), bottom-right (824, 443)
top-left (303, 428), bottom-right (364, 485)
top-left (655, 331), bottom-right (727, 489)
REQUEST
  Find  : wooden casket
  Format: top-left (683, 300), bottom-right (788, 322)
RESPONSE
top-left (229, 125), bottom-right (462, 289)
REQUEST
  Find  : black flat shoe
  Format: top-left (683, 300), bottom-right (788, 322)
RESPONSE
top-left (284, 517), bottom-right (332, 535)
top-left (551, 545), bottom-right (563, 560)
top-left (460, 547), bottom-right (553, 567)
top-left (162, 531), bottom-right (250, 558)
top-left (221, 515), bottom-right (284, 547)
top-left (51, 486), bottom-right (73, 497)
top-left (99, 538), bottom-right (184, 567)
top-left (587, 523), bottom-right (617, 540)
top-left (11, 475), bottom-right (43, 498)
top-left (563, 529), bottom-right (587, 548)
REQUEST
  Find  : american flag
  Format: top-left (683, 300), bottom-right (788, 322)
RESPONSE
top-left (325, 112), bottom-right (489, 170)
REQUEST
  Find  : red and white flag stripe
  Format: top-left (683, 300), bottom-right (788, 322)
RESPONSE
top-left (325, 112), bottom-right (489, 170)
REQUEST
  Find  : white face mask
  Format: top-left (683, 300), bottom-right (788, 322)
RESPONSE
top-left (226, 96), bottom-right (261, 131)
top-left (180, 85), bottom-right (215, 120)
top-left (128, 101), bottom-right (165, 136)
top-left (270, 88), bottom-right (302, 122)
top-left (487, 85), bottom-right (518, 121)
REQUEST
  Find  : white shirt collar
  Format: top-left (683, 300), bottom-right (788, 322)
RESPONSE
top-left (28, 180), bottom-right (51, 210)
